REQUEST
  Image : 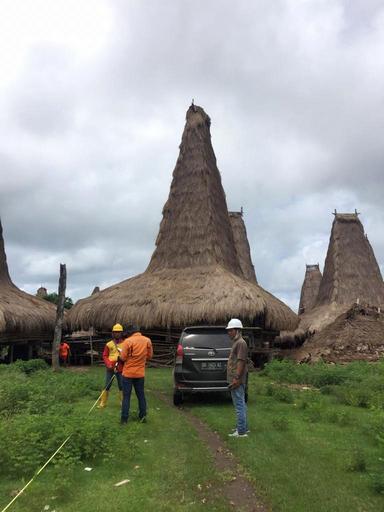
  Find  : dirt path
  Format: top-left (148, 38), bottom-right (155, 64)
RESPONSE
top-left (155, 392), bottom-right (269, 512)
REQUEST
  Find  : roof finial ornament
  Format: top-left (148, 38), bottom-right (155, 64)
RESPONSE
top-left (333, 208), bottom-right (337, 216)
top-left (191, 99), bottom-right (196, 112)
top-left (354, 209), bottom-right (360, 216)
top-left (240, 206), bottom-right (243, 216)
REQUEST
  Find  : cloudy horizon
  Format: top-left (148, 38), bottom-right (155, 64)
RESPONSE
top-left (1, 0), bottom-right (383, 313)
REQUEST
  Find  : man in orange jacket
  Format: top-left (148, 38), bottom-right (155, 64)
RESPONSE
top-left (120, 325), bottom-right (153, 424)
top-left (59, 341), bottom-right (71, 367)
top-left (98, 323), bottom-right (125, 409)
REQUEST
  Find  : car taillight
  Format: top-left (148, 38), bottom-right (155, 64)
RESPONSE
top-left (176, 344), bottom-right (183, 364)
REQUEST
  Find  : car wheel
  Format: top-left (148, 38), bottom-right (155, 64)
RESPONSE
top-left (173, 390), bottom-right (183, 406)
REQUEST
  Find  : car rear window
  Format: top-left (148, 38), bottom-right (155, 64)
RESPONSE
top-left (181, 330), bottom-right (231, 349)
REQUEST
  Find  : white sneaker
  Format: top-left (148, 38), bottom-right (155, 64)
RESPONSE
top-left (228, 431), bottom-right (248, 438)
top-left (231, 428), bottom-right (251, 434)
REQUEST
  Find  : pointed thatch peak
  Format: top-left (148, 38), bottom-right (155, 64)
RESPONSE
top-left (147, 104), bottom-right (242, 276)
top-left (228, 210), bottom-right (257, 283)
top-left (91, 286), bottom-right (100, 295)
top-left (316, 212), bottom-right (384, 307)
top-left (0, 220), bottom-right (13, 286)
top-left (0, 219), bottom-right (57, 336)
top-left (69, 105), bottom-right (298, 333)
top-left (36, 286), bottom-right (48, 298)
top-left (298, 264), bottom-right (322, 315)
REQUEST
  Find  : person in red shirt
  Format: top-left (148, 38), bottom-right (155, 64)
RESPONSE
top-left (120, 325), bottom-right (153, 424)
top-left (59, 341), bottom-right (71, 367)
top-left (98, 323), bottom-right (125, 409)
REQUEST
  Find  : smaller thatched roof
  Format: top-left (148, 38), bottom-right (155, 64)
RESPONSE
top-left (229, 211), bottom-right (257, 283)
top-left (298, 264), bottom-right (322, 315)
top-left (299, 212), bottom-right (384, 335)
top-left (317, 212), bottom-right (384, 307)
top-left (36, 286), bottom-right (48, 298)
top-left (0, 220), bottom-right (57, 337)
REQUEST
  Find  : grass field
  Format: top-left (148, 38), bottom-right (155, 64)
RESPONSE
top-left (0, 360), bottom-right (384, 511)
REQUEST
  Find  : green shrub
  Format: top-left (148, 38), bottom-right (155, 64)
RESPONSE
top-left (303, 402), bottom-right (323, 423)
top-left (371, 472), bottom-right (384, 494)
top-left (326, 409), bottom-right (354, 427)
top-left (0, 412), bottom-right (139, 478)
top-left (346, 449), bottom-right (367, 472)
top-left (265, 384), bottom-right (294, 403)
top-left (271, 415), bottom-right (290, 431)
top-left (12, 358), bottom-right (48, 374)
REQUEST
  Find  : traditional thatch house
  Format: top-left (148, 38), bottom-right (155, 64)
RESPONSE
top-left (69, 105), bottom-right (297, 339)
top-left (36, 286), bottom-right (48, 298)
top-left (228, 210), bottom-right (257, 283)
top-left (294, 212), bottom-right (384, 362)
top-left (0, 220), bottom-right (57, 361)
top-left (298, 264), bottom-right (322, 315)
top-left (300, 212), bottom-right (384, 333)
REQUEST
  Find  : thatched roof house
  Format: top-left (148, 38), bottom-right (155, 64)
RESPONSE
top-left (300, 212), bottom-right (384, 333)
top-left (316, 213), bottom-right (384, 307)
top-left (0, 220), bottom-right (56, 338)
top-left (298, 264), bottom-right (322, 315)
top-left (229, 211), bottom-right (257, 283)
top-left (294, 212), bottom-right (384, 362)
top-left (69, 105), bottom-right (297, 332)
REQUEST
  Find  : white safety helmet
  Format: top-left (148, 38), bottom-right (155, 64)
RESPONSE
top-left (226, 318), bottom-right (243, 330)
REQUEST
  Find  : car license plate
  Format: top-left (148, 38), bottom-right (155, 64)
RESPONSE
top-left (201, 361), bottom-right (224, 371)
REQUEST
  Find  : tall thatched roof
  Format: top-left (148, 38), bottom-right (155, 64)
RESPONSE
top-left (69, 105), bottom-right (298, 332)
top-left (300, 212), bottom-right (384, 333)
top-left (0, 220), bottom-right (57, 336)
top-left (317, 213), bottom-right (384, 307)
top-left (298, 264), bottom-right (322, 315)
top-left (229, 211), bottom-right (257, 283)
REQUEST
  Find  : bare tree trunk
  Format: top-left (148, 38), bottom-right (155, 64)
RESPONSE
top-left (52, 264), bottom-right (66, 371)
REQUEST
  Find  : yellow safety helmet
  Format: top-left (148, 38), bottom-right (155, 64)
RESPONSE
top-left (112, 323), bottom-right (124, 332)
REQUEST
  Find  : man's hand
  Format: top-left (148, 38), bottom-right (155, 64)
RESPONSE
top-left (230, 377), bottom-right (241, 389)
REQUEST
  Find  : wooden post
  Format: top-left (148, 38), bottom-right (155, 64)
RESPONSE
top-left (90, 334), bottom-right (94, 366)
top-left (52, 263), bottom-right (67, 371)
top-left (9, 344), bottom-right (14, 363)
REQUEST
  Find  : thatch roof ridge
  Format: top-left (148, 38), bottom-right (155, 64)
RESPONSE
top-left (228, 211), bottom-right (257, 283)
top-left (316, 212), bottom-right (384, 307)
top-left (0, 220), bottom-right (13, 286)
top-left (298, 263), bottom-right (322, 315)
top-left (0, 219), bottom-right (57, 335)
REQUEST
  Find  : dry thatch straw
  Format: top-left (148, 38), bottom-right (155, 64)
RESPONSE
top-left (0, 220), bottom-right (57, 336)
top-left (298, 264), bottom-right (322, 315)
top-left (228, 211), bottom-right (257, 283)
top-left (299, 212), bottom-right (384, 333)
top-left (69, 105), bottom-right (297, 332)
top-left (317, 213), bottom-right (384, 306)
top-left (292, 304), bottom-right (384, 363)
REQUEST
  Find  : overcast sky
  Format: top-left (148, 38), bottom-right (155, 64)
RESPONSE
top-left (1, 0), bottom-right (383, 312)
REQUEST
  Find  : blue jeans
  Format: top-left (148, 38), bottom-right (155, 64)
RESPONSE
top-left (105, 369), bottom-right (122, 391)
top-left (121, 377), bottom-right (146, 421)
top-left (230, 384), bottom-right (248, 434)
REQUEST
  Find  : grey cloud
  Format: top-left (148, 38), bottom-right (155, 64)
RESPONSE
top-left (1, 0), bottom-right (383, 311)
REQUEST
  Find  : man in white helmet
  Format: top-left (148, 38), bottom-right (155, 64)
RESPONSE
top-left (226, 318), bottom-right (249, 438)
